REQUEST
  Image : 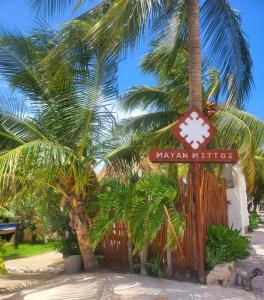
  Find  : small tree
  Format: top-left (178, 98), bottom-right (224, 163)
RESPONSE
top-left (0, 24), bottom-right (117, 270)
top-left (90, 173), bottom-right (185, 276)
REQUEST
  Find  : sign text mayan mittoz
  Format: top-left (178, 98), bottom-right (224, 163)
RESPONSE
top-left (149, 149), bottom-right (238, 163)
top-left (149, 108), bottom-right (239, 163)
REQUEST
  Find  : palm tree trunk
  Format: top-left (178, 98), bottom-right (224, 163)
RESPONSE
top-left (186, 0), bottom-right (205, 283)
top-left (139, 245), bottom-right (148, 275)
top-left (127, 237), bottom-right (134, 272)
top-left (69, 204), bottom-right (98, 271)
top-left (166, 247), bottom-right (173, 277)
top-left (186, 0), bottom-right (202, 111)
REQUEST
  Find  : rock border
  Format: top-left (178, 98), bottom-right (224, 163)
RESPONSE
top-left (206, 262), bottom-right (235, 287)
top-left (6, 266), bottom-right (64, 274)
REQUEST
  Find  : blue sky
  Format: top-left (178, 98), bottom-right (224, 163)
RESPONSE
top-left (0, 0), bottom-right (263, 121)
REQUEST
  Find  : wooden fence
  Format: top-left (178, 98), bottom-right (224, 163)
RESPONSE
top-left (97, 168), bottom-right (228, 276)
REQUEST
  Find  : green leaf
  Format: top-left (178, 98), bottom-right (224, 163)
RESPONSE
top-left (201, 0), bottom-right (253, 107)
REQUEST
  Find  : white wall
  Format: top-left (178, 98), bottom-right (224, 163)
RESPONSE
top-left (223, 164), bottom-right (249, 235)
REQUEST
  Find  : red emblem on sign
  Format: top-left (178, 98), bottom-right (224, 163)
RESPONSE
top-left (149, 108), bottom-right (238, 164)
top-left (171, 108), bottom-right (216, 150)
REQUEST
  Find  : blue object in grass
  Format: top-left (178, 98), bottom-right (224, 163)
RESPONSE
top-left (0, 223), bottom-right (16, 234)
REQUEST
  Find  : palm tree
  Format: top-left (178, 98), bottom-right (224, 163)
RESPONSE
top-left (89, 178), bottom-right (135, 272)
top-left (113, 44), bottom-right (264, 193)
top-left (31, 0), bottom-right (253, 282)
top-left (131, 173), bottom-right (185, 277)
top-left (0, 25), bottom-right (117, 271)
top-left (31, 0), bottom-right (253, 109)
top-left (89, 173), bottom-right (185, 276)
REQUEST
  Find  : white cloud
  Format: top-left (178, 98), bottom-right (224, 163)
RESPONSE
top-left (118, 108), bottom-right (146, 121)
top-left (114, 101), bottom-right (146, 121)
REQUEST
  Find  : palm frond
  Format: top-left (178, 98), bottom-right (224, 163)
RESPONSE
top-left (88, 178), bottom-right (132, 249)
top-left (0, 26), bottom-right (50, 101)
top-left (0, 22), bottom-right (118, 153)
top-left (146, 0), bottom-right (187, 77)
top-left (121, 86), bottom-right (179, 112)
top-left (205, 68), bottom-right (221, 102)
top-left (38, 53), bottom-right (117, 155)
top-left (131, 173), bottom-right (183, 252)
top-left (77, 0), bottom-right (113, 20)
top-left (0, 95), bottom-right (48, 151)
top-left (104, 142), bottom-right (141, 170)
top-left (166, 209), bottom-right (185, 249)
top-left (37, 21), bottom-right (98, 96)
top-left (226, 109), bottom-right (264, 149)
top-left (0, 140), bottom-right (75, 190)
top-left (0, 206), bottom-right (14, 219)
top-left (88, 0), bottom-right (177, 55)
top-left (201, 0), bottom-right (253, 107)
top-left (213, 108), bottom-right (264, 191)
top-left (119, 112), bottom-right (177, 135)
top-left (30, 0), bottom-right (88, 17)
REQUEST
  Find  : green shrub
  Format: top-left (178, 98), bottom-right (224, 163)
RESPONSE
top-left (0, 239), bottom-right (7, 276)
top-left (146, 252), bottom-right (163, 278)
top-left (206, 226), bottom-right (250, 270)
top-left (248, 212), bottom-right (260, 232)
top-left (54, 233), bottom-right (80, 258)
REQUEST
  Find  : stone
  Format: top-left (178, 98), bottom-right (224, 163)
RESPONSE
top-left (206, 262), bottom-right (235, 287)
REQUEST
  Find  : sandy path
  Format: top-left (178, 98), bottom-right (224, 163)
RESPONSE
top-left (1, 272), bottom-right (256, 300)
top-left (0, 252), bottom-right (64, 295)
top-left (3, 221), bottom-right (264, 300)
top-left (5, 252), bottom-right (63, 271)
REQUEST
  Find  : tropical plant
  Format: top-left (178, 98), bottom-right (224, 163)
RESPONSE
top-left (89, 173), bottom-right (185, 276)
top-left (89, 177), bottom-right (135, 271)
top-left (0, 206), bottom-right (14, 221)
top-left (146, 251), bottom-right (163, 278)
top-left (54, 232), bottom-right (80, 258)
top-left (109, 43), bottom-right (264, 192)
top-left (206, 226), bottom-right (250, 269)
top-left (0, 24), bottom-right (117, 271)
top-left (248, 212), bottom-right (261, 232)
top-left (31, 0), bottom-right (253, 109)
top-left (132, 173), bottom-right (185, 276)
top-left (10, 189), bottom-right (69, 240)
top-left (250, 151), bottom-right (264, 210)
top-left (0, 239), bottom-right (7, 276)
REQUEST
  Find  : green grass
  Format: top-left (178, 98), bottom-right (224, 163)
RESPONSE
top-left (2, 241), bottom-right (56, 261)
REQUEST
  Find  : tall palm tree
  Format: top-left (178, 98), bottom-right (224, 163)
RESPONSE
top-left (31, 0), bottom-right (253, 109)
top-left (0, 25), bottom-right (117, 271)
top-left (112, 44), bottom-right (264, 194)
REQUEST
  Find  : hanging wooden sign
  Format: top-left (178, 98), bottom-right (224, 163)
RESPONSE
top-left (149, 108), bottom-right (238, 163)
top-left (150, 149), bottom-right (238, 163)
